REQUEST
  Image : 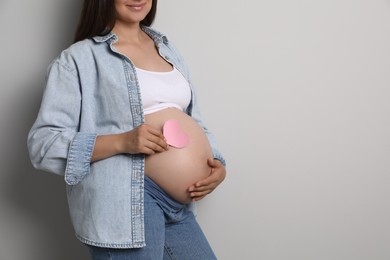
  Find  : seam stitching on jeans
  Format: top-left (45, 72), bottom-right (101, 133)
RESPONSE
top-left (164, 241), bottom-right (176, 260)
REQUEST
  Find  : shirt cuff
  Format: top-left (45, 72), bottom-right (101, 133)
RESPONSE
top-left (65, 132), bottom-right (97, 185)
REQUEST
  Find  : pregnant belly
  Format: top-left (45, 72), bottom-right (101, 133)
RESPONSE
top-left (144, 108), bottom-right (213, 204)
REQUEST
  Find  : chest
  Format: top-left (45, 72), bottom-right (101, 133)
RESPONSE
top-left (114, 42), bottom-right (173, 72)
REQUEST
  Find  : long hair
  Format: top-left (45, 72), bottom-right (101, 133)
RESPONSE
top-left (74, 0), bottom-right (158, 43)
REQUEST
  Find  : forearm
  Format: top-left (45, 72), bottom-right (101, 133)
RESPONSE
top-left (91, 134), bottom-right (124, 162)
top-left (91, 125), bottom-right (168, 163)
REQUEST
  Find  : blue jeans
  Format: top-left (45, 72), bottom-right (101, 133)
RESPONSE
top-left (86, 176), bottom-right (217, 260)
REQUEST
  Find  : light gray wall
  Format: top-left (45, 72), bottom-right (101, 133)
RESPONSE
top-left (1, 0), bottom-right (389, 259)
top-left (0, 1), bottom-right (89, 259)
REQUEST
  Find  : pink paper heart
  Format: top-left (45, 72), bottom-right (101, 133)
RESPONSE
top-left (163, 119), bottom-right (189, 149)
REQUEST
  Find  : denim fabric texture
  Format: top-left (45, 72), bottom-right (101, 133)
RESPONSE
top-left (27, 26), bottom-right (225, 248)
top-left (87, 176), bottom-right (217, 259)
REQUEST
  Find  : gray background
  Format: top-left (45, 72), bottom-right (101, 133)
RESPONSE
top-left (1, 0), bottom-right (390, 259)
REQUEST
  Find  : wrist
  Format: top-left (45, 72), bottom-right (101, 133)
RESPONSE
top-left (115, 132), bottom-right (126, 154)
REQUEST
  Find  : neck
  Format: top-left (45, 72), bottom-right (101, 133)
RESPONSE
top-left (112, 21), bottom-right (145, 44)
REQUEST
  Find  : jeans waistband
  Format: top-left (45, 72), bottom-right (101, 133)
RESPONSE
top-left (144, 176), bottom-right (184, 211)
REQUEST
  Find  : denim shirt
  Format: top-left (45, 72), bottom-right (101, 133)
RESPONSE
top-left (27, 26), bottom-right (225, 248)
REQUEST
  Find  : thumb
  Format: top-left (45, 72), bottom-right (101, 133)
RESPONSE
top-left (207, 158), bottom-right (216, 168)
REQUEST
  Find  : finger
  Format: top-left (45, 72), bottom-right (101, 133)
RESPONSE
top-left (191, 177), bottom-right (218, 192)
top-left (188, 184), bottom-right (195, 192)
top-left (192, 195), bottom-right (207, 202)
top-left (194, 173), bottom-right (219, 188)
top-left (191, 183), bottom-right (217, 193)
top-left (145, 125), bottom-right (166, 139)
top-left (208, 158), bottom-right (224, 169)
top-left (190, 189), bottom-right (212, 198)
top-left (138, 124), bottom-right (165, 141)
top-left (145, 139), bottom-right (168, 153)
top-left (139, 146), bottom-right (157, 155)
top-left (142, 129), bottom-right (168, 151)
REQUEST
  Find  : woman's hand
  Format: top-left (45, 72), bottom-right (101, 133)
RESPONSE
top-left (120, 124), bottom-right (168, 155)
top-left (91, 124), bottom-right (168, 162)
top-left (188, 158), bottom-right (226, 201)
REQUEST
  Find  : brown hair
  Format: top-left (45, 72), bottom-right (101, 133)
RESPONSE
top-left (74, 0), bottom-right (158, 43)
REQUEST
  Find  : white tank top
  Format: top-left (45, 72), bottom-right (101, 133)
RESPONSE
top-left (136, 66), bottom-right (192, 115)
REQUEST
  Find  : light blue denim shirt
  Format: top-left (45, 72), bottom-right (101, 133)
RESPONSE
top-left (27, 26), bottom-right (225, 248)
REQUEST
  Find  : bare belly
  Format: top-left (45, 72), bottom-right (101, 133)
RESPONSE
top-left (144, 108), bottom-right (213, 204)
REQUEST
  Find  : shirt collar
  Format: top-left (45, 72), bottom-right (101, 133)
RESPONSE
top-left (92, 25), bottom-right (169, 45)
top-left (92, 32), bottom-right (117, 43)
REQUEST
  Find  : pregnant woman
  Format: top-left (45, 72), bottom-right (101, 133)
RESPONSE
top-left (27, 0), bottom-right (226, 259)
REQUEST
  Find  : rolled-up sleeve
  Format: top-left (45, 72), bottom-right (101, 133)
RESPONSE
top-left (65, 132), bottom-right (96, 185)
top-left (27, 58), bottom-right (97, 185)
